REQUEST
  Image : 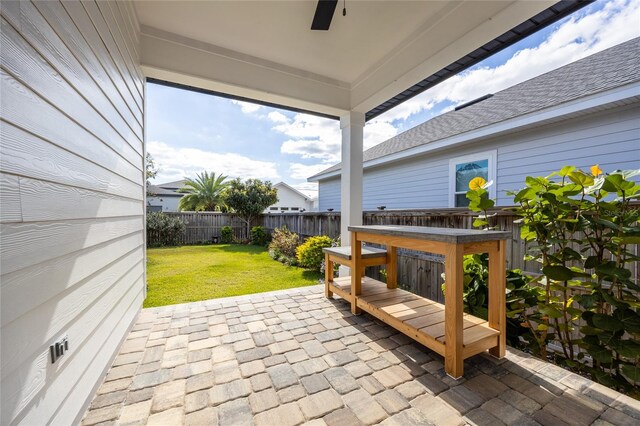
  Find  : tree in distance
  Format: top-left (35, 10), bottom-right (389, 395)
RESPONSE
top-left (225, 178), bottom-right (278, 238)
top-left (178, 171), bottom-right (229, 212)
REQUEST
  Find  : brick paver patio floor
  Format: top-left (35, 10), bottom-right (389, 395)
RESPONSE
top-left (83, 285), bottom-right (640, 425)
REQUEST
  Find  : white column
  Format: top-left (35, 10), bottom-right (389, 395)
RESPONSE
top-left (339, 111), bottom-right (365, 246)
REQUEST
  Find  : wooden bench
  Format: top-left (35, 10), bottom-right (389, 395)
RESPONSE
top-left (323, 246), bottom-right (389, 300)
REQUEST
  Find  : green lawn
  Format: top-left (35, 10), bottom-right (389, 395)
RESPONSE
top-left (144, 244), bottom-right (322, 308)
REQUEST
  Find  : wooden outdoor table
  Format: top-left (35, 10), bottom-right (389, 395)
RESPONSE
top-left (346, 225), bottom-right (510, 378)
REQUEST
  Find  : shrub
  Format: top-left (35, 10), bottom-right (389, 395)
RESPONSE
top-left (463, 166), bottom-right (640, 395)
top-left (268, 227), bottom-right (299, 259)
top-left (251, 226), bottom-right (270, 246)
top-left (220, 226), bottom-right (234, 244)
top-left (146, 212), bottom-right (186, 247)
top-left (296, 236), bottom-right (332, 271)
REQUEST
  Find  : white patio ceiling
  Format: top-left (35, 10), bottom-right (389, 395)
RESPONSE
top-left (136, 0), bottom-right (556, 118)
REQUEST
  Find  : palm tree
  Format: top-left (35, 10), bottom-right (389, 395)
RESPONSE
top-left (177, 171), bottom-right (229, 211)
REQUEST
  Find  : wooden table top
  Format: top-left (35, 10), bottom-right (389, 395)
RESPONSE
top-left (347, 225), bottom-right (511, 244)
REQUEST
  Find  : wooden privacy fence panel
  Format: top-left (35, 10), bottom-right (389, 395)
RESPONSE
top-left (263, 208), bottom-right (638, 303)
top-left (263, 213), bottom-right (341, 240)
top-left (161, 212), bottom-right (252, 245)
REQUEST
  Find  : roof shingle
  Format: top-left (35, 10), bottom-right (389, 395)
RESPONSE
top-left (310, 38), bottom-right (640, 179)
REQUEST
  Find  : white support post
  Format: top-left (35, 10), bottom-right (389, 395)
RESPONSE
top-left (339, 111), bottom-right (365, 276)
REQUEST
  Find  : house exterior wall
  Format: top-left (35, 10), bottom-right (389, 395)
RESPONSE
top-left (317, 104), bottom-right (640, 211)
top-left (265, 185), bottom-right (313, 213)
top-left (0, 1), bottom-right (145, 425)
top-left (147, 195), bottom-right (182, 212)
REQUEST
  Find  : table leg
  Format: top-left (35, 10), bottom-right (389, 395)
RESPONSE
top-left (444, 243), bottom-right (464, 378)
top-left (386, 246), bottom-right (397, 289)
top-left (325, 253), bottom-right (333, 299)
top-left (489, 239), bottom-right (507, 358)
top-left (351, 232), bottom-right (362, 315)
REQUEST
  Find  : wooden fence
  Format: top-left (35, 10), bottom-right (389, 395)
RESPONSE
top-left (154, 208), bottom-right (637, 303)
top-left (160, 212), bottom-right (254, 245)
top-left (264, 208), bottom-right (529, 302)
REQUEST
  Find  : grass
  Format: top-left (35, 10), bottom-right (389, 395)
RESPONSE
top-left (144, 244), bottom-right (322, 308)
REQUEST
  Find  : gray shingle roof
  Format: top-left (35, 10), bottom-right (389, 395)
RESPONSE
top-left (147, 185), bottom-right (183, 196)
top-left (310, 38), bottom-right (640, 180)
top-left (156, 179), bottom-right (188, 189)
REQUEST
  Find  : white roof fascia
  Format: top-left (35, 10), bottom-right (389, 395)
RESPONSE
top-left (309, 82), bottom-right (640, 182)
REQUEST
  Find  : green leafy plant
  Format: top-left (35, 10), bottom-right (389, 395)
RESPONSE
top-left (296, 236), bottom-right (333, 271)
top-left (225, 178), bottom-right (278, 237)
top-left (466, 176), bottom-right (496, 230)
top-left (251, 226), bottom-right (270, 246)
top-left (178, 171), bottom-right (229, 211)
top-left (146, 213), bottom-right (186, 247)
top-left (268, 227), bottom-right (300, 264)
top-left (220, 226), bottom-right (234, 244)
top-left (510, 165), bottom-right (640, 394)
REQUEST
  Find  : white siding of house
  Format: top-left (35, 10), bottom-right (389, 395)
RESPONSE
top-left (317, 104), bottom-right (640, 210)
top-left (265, 184), bottom-right (313, 213)
top-left (0, 2), bottom-right (145, 425)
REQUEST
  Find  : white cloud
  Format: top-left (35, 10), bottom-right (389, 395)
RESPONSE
top-left (276, 114), bottom-right (342, 162)
top-left (289, 163), bottom-right (333, 180)
top-left (291, 182), bottom-right (319, 198)
top-left (267, 111), bottom-right (289, 123)
top-left (148, 140), bottom-right (279, 183)
top-left (375, 0), bottom-right (640, 123)
top-left (364, 120), bottom-right (399, 150)
top-left (231, 100), bottom-right (263, 113)
top-left (275, 112), bottom-right (401, 163)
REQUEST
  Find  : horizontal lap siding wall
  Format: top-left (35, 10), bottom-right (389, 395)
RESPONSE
top-left (0, 1), bottom-right (144, 425)
top-left (317, 104), bottom-right (640, 211)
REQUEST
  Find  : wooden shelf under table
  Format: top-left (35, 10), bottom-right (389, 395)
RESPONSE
top-left (329, 276), bottom-right (499, 359)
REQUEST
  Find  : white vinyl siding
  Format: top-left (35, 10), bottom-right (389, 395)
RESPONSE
top-left (0, 2), bottom-right (145, 425)
top-left (317, 104), bottom-right (640, 210)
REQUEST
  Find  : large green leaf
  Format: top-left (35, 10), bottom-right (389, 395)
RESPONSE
top-left (542, 265), bottom-right (574, 281)
top-left (584, 255), bottom-right (599, 269)
top-left (598, 332), bottom-right (620, 347)
top-left (577, 294), bottom-right (598, 309)
top-left (601, 291), bottom-right (630, 309)
top-left (558, 166), bottom-right (576, 177)
top-left (592, 314), bottom-right (624, 332)
top-left (614, 309), bottom-right (640, 333)
top-left (591, 369), bottom-right (621, 388)
top-left (580, 325), bottom-right (602, 335)
top-left (588, 345), bottom-right (613, 364)
top-left (602, 173), bottom-right (635, 193)
top-left (539, 304), bottom-right (563, 319)
top-left (568, 171), bottom-right (594, 187)
top-left (616, 340), bottom-right (640, 358)
top-left (621, 364), bottom-right (640, 383)
top-left (595, 262), bottom-right (632, 279)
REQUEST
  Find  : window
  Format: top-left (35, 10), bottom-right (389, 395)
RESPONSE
top-left (269, 207), bottom-right (278, 211)
top-left (291, 207), bottom-right (299, 211)
top-left (280, 207), bottom-right (289, 211)
top-left (449, 150), bottom-right (496, 207)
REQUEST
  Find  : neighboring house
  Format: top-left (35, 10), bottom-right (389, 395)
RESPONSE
top-left (146, 179), bottom-right (186, 212)
top-left (309, 39), bottom-right (640, 211)
top-left (265, 182), bottom-right (316, 213)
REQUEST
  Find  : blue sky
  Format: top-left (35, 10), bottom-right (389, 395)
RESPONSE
top-left (147, 0), bottom-right (639, 197)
